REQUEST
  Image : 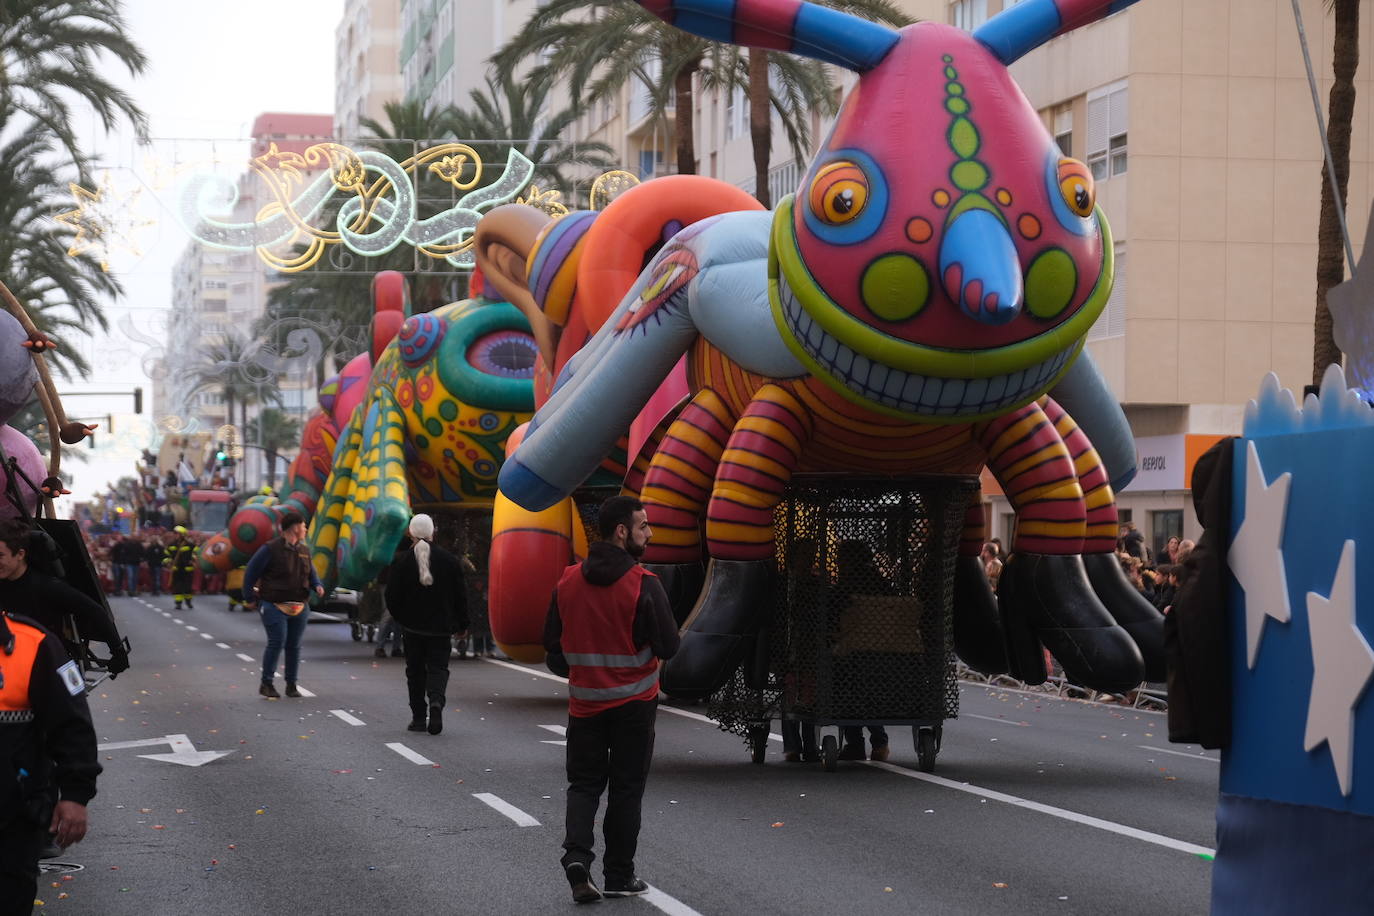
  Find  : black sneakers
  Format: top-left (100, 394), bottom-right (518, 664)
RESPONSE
top-left (259, 682), bottom-right (280, 699)
top-left (565, 863), bottom-right (602, 904)
top-left (427, 703), bottom-right (443, 735)
top-left (407, 718), bottom-right (426, 732)
top-left (603, 877), bottom-right (649, 897)
top-left (284, 683), bottom-right (302, 698)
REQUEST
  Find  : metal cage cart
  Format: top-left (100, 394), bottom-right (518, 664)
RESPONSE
top-left (709, 474), bottom-right (978, 772)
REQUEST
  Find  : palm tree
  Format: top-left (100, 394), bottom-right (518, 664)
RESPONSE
top-left (180, 328), bottom-right (282, 446)
top-left (251, 408), bottom-right (302, 488)
top-left (492, 0), bottom-right (719, 175)
top-left (740, 1), bottom-right (913, 206)
top-left (0, 0), bottom-right (149, 173)
top-left (1313, 0), bottom-right (1360, 383)
top-left (446, 69), bottom-right (618, 206)
top-left (0, 110), bottom-right (122, 379)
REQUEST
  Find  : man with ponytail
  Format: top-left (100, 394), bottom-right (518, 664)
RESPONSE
top-left (382, 514), bottom-right (468, 735)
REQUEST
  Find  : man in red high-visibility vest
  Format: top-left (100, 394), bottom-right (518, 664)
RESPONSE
top-left (544, 496), bottom-right (679, 905)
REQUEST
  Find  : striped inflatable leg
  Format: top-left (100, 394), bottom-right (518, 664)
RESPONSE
top-left (622, 408), bottom-right (683, 500)
top-left (706, 385), bottom-right (814, 561)
top-left (640, 389), bottom-right (736, 564)
top-left (1041, 396), bottom-right (1118, 554)
top-left (975, 401), bottom-right (1085, 556)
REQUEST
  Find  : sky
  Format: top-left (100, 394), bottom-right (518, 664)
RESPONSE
top-left (55, 0), bottom-right (345, 505)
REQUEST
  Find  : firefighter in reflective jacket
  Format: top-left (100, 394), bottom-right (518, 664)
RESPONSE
top-left (164, 526), bottom-right (198, 610)
top-left (543, 496), bottom-right (679, 904)
top-left (0, 612), bottom-right (100, 912)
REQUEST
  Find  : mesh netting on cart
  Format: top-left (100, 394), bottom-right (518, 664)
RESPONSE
top-left (707, 474), bottom-right (978, 747)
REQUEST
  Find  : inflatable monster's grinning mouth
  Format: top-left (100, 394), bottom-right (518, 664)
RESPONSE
top-left (776, 274), bottom-right (1076, 417)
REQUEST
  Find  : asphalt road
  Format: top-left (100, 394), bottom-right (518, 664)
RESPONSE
top-left (35, 594), bottom-right (1217, 915)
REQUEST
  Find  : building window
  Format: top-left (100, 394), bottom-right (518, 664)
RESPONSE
top-left (1086, 80), bottom-right (1128, 180)
top-left (724, 85), bottom-right (746, 141)
top-left (950, 0), bottom-right (988, 31)
top-left (1087, 244), bottom-right (1126, 341)
top-left (1150, 510), bottom-right (1183, 561)
top-left (1053, 107), bottom-right (1073, 157)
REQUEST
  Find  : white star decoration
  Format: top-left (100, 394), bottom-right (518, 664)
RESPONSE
top-left (1229, 441), bottom-right (1293, 668)
top-left (1303, 540), bottom-right (1374, 796)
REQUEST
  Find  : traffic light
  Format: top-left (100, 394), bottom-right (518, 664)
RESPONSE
top-left (215, 442), bottom-right (228, 462)
top-left (133, 387), bottom-right (143, 414)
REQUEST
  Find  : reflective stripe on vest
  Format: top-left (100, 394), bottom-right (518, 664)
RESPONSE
top-left (563, 647), bottom-right (654, 668)
top-left (556, 562), bottom-right (659, 716)
top-left (0, 616), bottom-right (43, 713)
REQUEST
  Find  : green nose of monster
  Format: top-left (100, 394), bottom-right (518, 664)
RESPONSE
top-left (938, 208), bottom-right (1022, 325)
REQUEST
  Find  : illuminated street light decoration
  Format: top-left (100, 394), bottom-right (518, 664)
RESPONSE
top-left (177, 142), bottom-right (536, 271)
top-left (53, 172), bottom-right (156, 272)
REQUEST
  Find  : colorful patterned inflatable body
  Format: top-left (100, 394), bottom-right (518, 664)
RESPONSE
top-left (308, 294), bottom-right (538, 592)
top-left (495, 0), bottom-right (1159, 698)
top-left (197, 272), bottom-right (408, 575)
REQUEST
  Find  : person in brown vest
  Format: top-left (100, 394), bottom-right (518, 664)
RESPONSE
top-left (0, 611), bottom-right (100, 913)
top-left (242, 511), bottom-right (323, 698)
top-left (543, 496), bottom-right (679, 904)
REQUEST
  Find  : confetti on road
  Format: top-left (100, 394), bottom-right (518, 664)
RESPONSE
top-left (771, 822), bottom-right (784, 828)
top-left (993, 883), bottom-right (1008, 888)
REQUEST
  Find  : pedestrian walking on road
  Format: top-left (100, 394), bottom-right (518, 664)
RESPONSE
top-left (242, 511), bottom-right (323, 699)
top-left (382, 514), bottom-right (468, 735)
top-left (164, 526), bottom-right (198, 609)
top-left (0, 610), bottom-right (101, 913)
top-left (544, 496), bottom-right (680, 904)
top-left (144, 536), bottom-right (165, 595)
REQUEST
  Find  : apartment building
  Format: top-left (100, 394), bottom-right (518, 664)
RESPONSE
top-left (336, 0), bottom-right (403, 142)
top-left (399, 0), bottom-right (539, 118)
top-left (162, 113), bottom-right (334, 484)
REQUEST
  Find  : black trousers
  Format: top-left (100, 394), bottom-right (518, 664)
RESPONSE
top-left (561, 698), bottom-right (657, 882)
top-left (402, 631), bottom-right (452, 718)
top-left (0, 814), bottom-right (43, 915)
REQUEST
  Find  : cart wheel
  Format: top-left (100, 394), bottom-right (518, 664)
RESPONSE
top-left (821, 734), bottom-right (838, 772)
top-left (748, 725), bottom-right (768, 765)
top-left (350, 623), bottom-right (363, 642)
top-left (916, 727), bottom-right (938, 773)
top-left (366, 625), bottom-right (377, 643)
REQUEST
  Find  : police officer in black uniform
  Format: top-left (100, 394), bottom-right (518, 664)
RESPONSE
top-left (0, 610), bottom-right (101, 912)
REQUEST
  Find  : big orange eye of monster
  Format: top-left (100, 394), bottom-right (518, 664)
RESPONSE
top-left (1057, 158), bottom-right (1095, 217)
top-left (809, 161), bottom-right (869, 225)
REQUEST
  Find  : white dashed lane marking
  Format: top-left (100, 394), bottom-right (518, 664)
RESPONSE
top-left (1137, 745), bottom-right (1219, 764)
top-left (472, 793), bottom-right (540, 827)
top-left (215, 642), bottom-right (230, 649)
top-left (385, 742), bottom-right (435, 765)
top-left (236, 653), bottom-right (254, 663)
top-left (329, 709), bottom-right (365, 726)
top-left (294, 686), bottom-right (316, 697)
top-left (199, 633), bottom-right (213, 640)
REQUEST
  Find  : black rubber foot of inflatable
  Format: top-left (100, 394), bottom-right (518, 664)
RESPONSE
top-left (998, 553), bottom-right (1145, 693)
top-left (1082, 552), bottom-right (1166, 682)
top-left (642, 562), bottom-right (706, 628)
top-left (952, 555), bottom-right (1010, 676)
top-left (660, 558), bottom-right (773, 701)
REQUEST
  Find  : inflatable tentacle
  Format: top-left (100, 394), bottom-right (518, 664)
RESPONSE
top-left (705, 384), bottom-right (814, 561)
top-left (621, 397), bottom-right (689, 500)
top-left (958, 495), bottom-right (987, 558)
top-left (1041, 397), bottom-right (1118, 553)
top-left (309, 404), bottom-right (366, 591)
top-left (335, 385), bottom-right (410, 588)
top-left (639, 389), bottom-right (735, 565)
top-left (974, 0), bottom-right (1143, 67)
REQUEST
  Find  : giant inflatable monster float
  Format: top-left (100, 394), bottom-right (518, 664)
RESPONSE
top-left (493, 0), bottom-right (1161, 698)
top-left (306, 281), bottom-right (539, 595)
top-left (198, 272), bottom-right (407, 576)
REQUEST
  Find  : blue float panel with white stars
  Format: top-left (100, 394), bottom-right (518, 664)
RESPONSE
top-left (1216, 366), bottom-right (1374, 912)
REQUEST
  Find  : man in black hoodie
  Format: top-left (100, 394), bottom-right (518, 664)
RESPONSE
top-left (544, 496), bottom-right (679, 904)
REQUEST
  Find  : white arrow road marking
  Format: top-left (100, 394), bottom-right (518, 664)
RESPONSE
top-left (538, 725), bottom-right (567, 736)
top-left (235, 653), bottom-right (254, 663)
top-left (215, 642), bottom-right (230, 649)
top-left (330, 709), bottom-right (365, 726)
top-left (1137, 745), bottom-right (1219, 763)
top-left (98, 734), bottom-right (232, 767)
top-left (386, 742), bottom-right (435, 765)
top-left (472, 793), bottom-right (540, 827)
top-left (294, 686), bottom-right (316, 697)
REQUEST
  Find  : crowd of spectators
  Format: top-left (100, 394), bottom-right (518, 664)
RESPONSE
top-left (84, 529), bottom-right (221, 598)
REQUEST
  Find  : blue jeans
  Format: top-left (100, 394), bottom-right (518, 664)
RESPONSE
top-left (260, 601), bottom-right (308, 684)
top-left (119, 564), bottom-right (141, 594)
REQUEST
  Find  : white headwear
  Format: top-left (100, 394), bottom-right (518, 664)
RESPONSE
top-left (408, 514), bottom-right (434, 585)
